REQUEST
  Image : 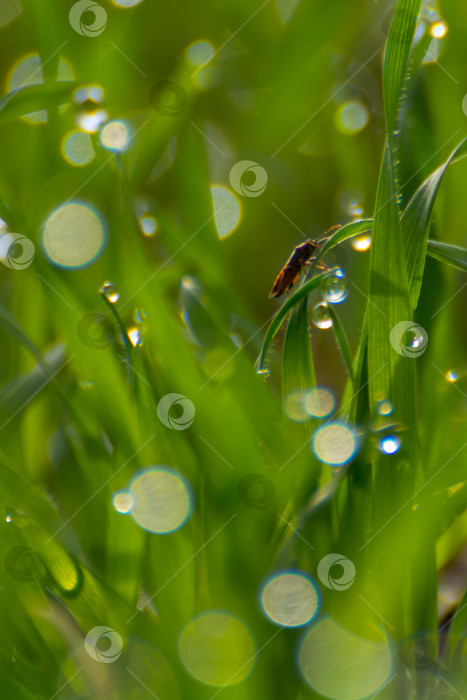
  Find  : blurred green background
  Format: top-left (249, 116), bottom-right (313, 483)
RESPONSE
top-left (0, 0), bottom-right (466, 698)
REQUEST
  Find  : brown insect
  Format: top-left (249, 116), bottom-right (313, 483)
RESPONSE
top-left (269, 227), bottom-right (340, 298)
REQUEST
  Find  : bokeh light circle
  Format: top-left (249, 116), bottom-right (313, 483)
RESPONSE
top-left (43, 202), bottom-right (106, 269)
top-left (61, 130), bottom-right (95, 166)
top-left (211, 186), bottom-right (241, 239)
top-left (312, 423), bottom-right (357, 466)
top-left (129, 467), bottom-right (192, 534)
top-left (298, 617), bottom-right (392, 699)
top-left (260, 572), bottom-right (320, 627)
top-left (336, 101), bottom-right (369, 135)
top-left (305, 387), bottom-right (335, 419)
top-left (100, 120), bottom-right (131, 151)
top-left (185, 40), bottom-right (215, 66)
top-left (178, 611), bottom-right (256, 686)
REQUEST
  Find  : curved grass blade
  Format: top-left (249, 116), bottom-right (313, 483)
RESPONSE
top-left (403, 137), bottom-right (467, 309)
top-left (0, 82), bottom-right (75, 125)
top-left (257, 270), bottom-right (329, 371)
top-left (426, 239), bottom-right (467, 272)
top-left (311, 218), bottom-right (374, 270)
top-left (326, 304), bottom-right (354, 388)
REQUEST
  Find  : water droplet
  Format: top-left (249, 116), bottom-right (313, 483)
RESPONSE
top-left (77, 109), bottom-right (109, 133)
top-left (351, 234), bottom-right (372, 251)
top-left (312, 302), bottom-right (333, 329)
top-left (127, 326), bottom-right (142, 347)
top-left (376, 399), bottom-right (393, 416)
top-left (321, 270), bottom-right (348, 304)
top-left (5, 510), bottom-right (28, 526)
top-left (256, 367), bottom-right (271, 379)
top-left (139, 215), bottom-right (157, 237)
top-left (431, 21), bottom-right (447, 38)
top-left (445, 370), bottom-right (459, 383)
top-left (100, 281), bottom-right (119, 303)
top-left (133, 308), bottom-right (147, 324)
top-left (377, 435), bottom-right (401, 455)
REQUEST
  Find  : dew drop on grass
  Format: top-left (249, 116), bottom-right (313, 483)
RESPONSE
top-left (127, 326), bottom-right (142, 347)
top-left (376, 399), bottom-right (393, 416)
top-left (139, 215), bottom-right (157, 236)
top-left (377, 434), bottom-right (401, 455)
top-left (311, 302), bottom-right (333, 329)
top-left (351, 234), bottom-right (371, 251)
top-left (256, 367), bottom-right (271, 378)
top-left (100, 281), bottom-right (120, 303)
top-left (320, 269), bottom-right (347, 304)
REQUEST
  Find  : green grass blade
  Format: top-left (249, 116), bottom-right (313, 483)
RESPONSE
top-left (426, 239), bottom-right (467, 272)
top-left (402, 137), bottom-right (467, 309)
top-left (257, 270), bottom-right (329, 371)
top-left (0, 82), bottom-right (75, 125)
top-left (312, 219), bottom-right (374, 268)
top-left (326, 304), bottom-right (355, 388)
top-left (282, 297), bottom-right (316, 399)
top-left (383, 0), bottom-right (421, 138)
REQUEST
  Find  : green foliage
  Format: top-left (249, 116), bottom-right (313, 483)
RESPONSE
top-left (0, 0), bottom-right (466, 699)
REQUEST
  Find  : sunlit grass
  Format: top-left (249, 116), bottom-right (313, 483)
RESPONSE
top-left (0, 0), bottom-right (466, 699)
